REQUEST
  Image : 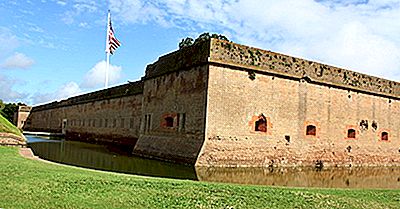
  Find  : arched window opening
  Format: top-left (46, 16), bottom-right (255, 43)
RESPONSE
top-left (348, 129), bottom-right (356, 138)
top-left (165, 117), bottom-right (174, 128)
top-left (255, 115), bottom-right (267, 132)
top-left (306, 125), bottom-right (316, 136)
top-left (381, 132), bottom-right (389, 141)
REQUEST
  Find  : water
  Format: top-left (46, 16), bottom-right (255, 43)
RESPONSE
top-left (27, 135), bottom-right (400, 189)
top-left (196, 167), bottom-right (400, 189)
top-left (26, 135), bottom-right (197, 180)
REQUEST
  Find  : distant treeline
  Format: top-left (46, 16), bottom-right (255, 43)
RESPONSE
top-left (0, 100), bottom-right (24, 123)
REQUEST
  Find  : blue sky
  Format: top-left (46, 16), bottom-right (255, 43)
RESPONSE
top-left (1, 0), bottom-right (400, 105)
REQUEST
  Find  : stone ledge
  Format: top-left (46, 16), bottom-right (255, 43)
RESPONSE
top-left (32, 81), bottom-right (144, 112)
top-left (0, 133), bottom-right (26, 146)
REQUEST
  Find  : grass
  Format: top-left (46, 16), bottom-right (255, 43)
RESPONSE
top-left (0, 114), bottom-right (22, 136)
top-left (0, 147), bottom-right (399, 208)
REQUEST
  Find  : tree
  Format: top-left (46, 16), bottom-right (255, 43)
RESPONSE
top-left (178, 37), bottom-right (194, 49)
top-left (179, 33), bottom-right (230, 49)
top-left (0, 102), bottom-right (22, 124)
top-left (0, 99), bottom-right (4, 112)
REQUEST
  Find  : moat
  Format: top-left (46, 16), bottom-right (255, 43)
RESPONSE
top-left (27, 135), bottom-right (400, 189)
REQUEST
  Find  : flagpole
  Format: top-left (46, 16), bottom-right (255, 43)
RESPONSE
top-left (106, 51), bottom-right (110, 88)
top-left (105, 11), bottom-right (111, 88)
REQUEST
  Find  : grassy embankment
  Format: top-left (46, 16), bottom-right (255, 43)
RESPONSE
top-left (0, 147), bottom-right (399, 208)
top-left (0, 113), bottom-right (22, 136)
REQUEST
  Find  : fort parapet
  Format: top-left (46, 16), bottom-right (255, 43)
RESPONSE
top-left (25, 38), bottom-right (400, 167)
top-left (209, 39), bottom-right (400, 98)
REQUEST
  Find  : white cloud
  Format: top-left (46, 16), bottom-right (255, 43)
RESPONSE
top-left (56, 0), bottom-right (66, 6)
top-left (30, 60), bottom-right (122, 105)
top-left (0, 75), bottom-right (27, 103)
top-left (61, 0), bottom-right (99, 25)
top-left (109, 0), bottom-right (168, 25)
top-left (73, 2), bottom-right (97, 13)
top-left (110, 0), bottom-right (400, 81)
top-left (78, 22), bottom-right (88, 28)
top-left (61, 11), bottom-right (75, 25)
top-left (58, 81), bottom-right (81, 99)
top-left (31, 81), bottom-right (81, 105)
top-left (81, 60), bottom-right (122, 88)
top-left (1, 52), bottom-right (35, 69)
top-left (0, 27), bottom-right (19, 58)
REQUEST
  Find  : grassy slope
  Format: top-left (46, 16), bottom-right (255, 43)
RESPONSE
top-left (0, 114), bottom-right (22, 136)
top-left (0, 147), bottom-right (399, 208)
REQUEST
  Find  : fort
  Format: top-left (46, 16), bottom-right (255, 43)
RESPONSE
top-left (23, 37), bottom-right (400, 167)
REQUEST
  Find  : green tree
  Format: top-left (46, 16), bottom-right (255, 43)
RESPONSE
top-left (0, 99), bottom-right (4, 112)
top-left (179, 33), bottom-right (230, 49)
top-left (178, 37), bottom-right (194, 49)
top-left (0, 102), bottom-right (22, 124)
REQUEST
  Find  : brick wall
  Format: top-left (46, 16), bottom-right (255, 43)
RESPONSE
top-left (197, 65), bottom-right (400, 167)
top-left (25, 82), bottom-right (143, 146)
top-left (133, 66), bottom-right (209, 164)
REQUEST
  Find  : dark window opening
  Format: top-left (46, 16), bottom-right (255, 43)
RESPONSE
top-left (144, 115), bottom-right (148, 132)
top-left (130, 118), bottom-right (134, 129)
top-left (348, 129), bottom-right (356, 138)
top-left (146, 114), bottom-right (151, 131)
top-left (372, 121), bottom-right (378, 131)
top-left (285, 135), bottom-right (290, 143)
top-left (346, 146), bottom-right (352, 152)
top-left (165, 117), bottom-right (174, 127)
top-left (121, 118), bottom-right (125, 128)
top-left (360, 120), bottom-right (368, 131)
top-left (381, 132), bottom-right (389, 141)
top-left (255, 115), bottom-right (267, 132)
top-left (306, 125), bottom-right (316, 136)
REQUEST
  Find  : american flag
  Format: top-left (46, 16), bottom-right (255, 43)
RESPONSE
top-left (106, 12), bottom-right (121, 55)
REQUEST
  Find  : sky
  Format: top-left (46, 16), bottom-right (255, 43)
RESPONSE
top-left (1, 0), bottom-right (400, 105)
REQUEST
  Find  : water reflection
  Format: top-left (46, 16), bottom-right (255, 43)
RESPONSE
top-left (26, 135), bottom-right (197, 180)
top-left (195, 166), bottom-right (400, 189)
top-left (27, 135), bottom-right (400, 189)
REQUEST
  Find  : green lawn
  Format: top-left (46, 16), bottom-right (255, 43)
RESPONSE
top-left (0, 147), bottom-right (399, 208)
top-left (0, 114), bottom-right (22, 136)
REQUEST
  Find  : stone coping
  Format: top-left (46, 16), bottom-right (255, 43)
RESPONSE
top-left (144, 38), bottom-right (400, 99)
top-left (32, 80), bottom-right (143, 112)
top-left (209, 39), bottom-right (400, 99)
